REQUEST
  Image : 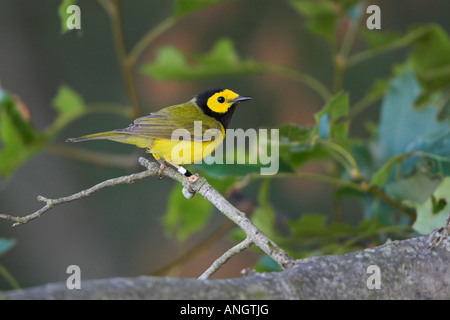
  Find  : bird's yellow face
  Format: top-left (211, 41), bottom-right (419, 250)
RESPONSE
top-left (194, 88), bottom-right (252, 130)
top-left (205, 89), bottom-right (240, 114)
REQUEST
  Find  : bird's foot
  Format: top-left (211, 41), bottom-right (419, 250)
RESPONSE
top-left (158, 163), bottom-right (167, 180)
top-left (188, 173), bottom-right (199, 183)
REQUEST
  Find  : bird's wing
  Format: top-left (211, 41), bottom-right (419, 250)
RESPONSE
top-left (114, 102), bottom-right (224, 142)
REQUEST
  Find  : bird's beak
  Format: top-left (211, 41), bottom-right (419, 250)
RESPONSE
top-left (230, 96), bottom-right (252, 103)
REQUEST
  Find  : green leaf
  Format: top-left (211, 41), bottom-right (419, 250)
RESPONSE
top-left (141, 46), bottom-right (187, 80)
top-left (409, 25), bottom-right (450, 105)
top-left (386, 170), bottom-right (442, 205)
top-left (253, 255), bottom-right (283, 273)
top-left (0, 86), bottom-right (88, 178)
top-left (0, 238), bottom-right (15, 257)
top-left (360, 25), bottom-right (450, 111)
top-left (58, 0), bottom-right (78, 34)
top-left (315, 91), bottom-right (349, 122)
top-left (0, 90), bottom-right (37, 144)
top-left (370, 153), bottom-right (416, 187)
top-left (288, 214), bottom-right (329, 237)
top-left (163, 175), bottom-right (238, 241)
top-left (434, 88), bottom-right (450, 121)
top-left (49, 85), bottom-right (86, 136)
top-left (52, 85), bottom-right (85, 120)
top-left (141, 38), bottom-right (266, 81)
top-left (314, 92), bottom-right (349, 141)
top-left (164, 184), bottom-right (213, 241)
top-left (250, 180), bottom-right (279, 239)
top-left (360, 29), bottom-right (403, 50)
top-left (278, 124), bottom-right (314, 145)
top-left (376, 68), bottom-right (450, 177)
top-left (290, 0), bottom-right (338, 40)
top-left (431, 195), bottom-right (447, 214)
top-left (173, 0), bottom-right (228, 19)
top-left (0, 86), bottom-right (87, 178)
top-left (196, 162), bottom-right (267, 178)
top-left (286, 213), bottom-right (408, 258)
top-left (195, 38), bottom-right (239, 64)
top-left (362, 68), bottom-right (450, 221)
top-left (0, 91), bottom-right (43, 177)
top-left (252, 206), bottom-right (277, 239)
top-left (277, 123), bottom-right (329, 170)
top-left (191, 127), bottom-right (297, 177)
top-left (412, 177), bottom-right (450, 234)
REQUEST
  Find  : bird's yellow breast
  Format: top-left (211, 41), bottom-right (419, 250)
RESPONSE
top-left (149, 129), bottom-right (225, 165)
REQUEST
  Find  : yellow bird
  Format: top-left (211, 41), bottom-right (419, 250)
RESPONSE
top-left (66, 88), bottom-right (252, 177)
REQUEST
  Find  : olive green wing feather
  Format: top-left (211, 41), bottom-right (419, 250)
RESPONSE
top-left (114, 102), bottom-right (223, 142)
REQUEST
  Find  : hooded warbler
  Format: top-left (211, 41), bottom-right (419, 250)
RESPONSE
top-left (66, 88), bottom-right (252, 178)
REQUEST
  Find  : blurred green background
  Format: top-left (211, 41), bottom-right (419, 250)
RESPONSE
top-left (0, 0), bottom-right (449, 289)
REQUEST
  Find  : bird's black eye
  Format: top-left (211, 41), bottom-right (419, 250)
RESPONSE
top-left (217, 96), bottom-right (225, 103)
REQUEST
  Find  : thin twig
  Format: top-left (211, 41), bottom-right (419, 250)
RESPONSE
top-left (105, 0), bottom-right (142, 117)
top-left (365, 183), bottom-right (416, 220)
top-left (250, 170), bottom-right (417, 220)
top-left (198, 237), bottom-right (254, 280)
top-left (332, 4), bottom-right (364, 93)
top-left (347, 27), bottom-right (428, 68)
top-left (264, 64), bottom-right (333, 102)
top-left (0, 264), bottom-right (20, 290)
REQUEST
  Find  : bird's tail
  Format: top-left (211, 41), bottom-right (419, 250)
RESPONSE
top-left (66, 131), bottom-right (150, 148)
top-left (66, 131), bottom-right (123, 143)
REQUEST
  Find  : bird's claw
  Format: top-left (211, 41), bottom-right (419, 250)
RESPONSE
top-left (158, 163), bottom-right (167, 180)
top-left (185, 173), bottom-right (199, 195)
top-left (188, 173), bottom-right (199, 183)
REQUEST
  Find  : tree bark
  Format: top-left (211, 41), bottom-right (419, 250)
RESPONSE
top-left (2, 234), bottom-right (449, 300)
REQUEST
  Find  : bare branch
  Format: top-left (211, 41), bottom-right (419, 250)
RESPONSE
top-left (0, 157), bottom-right (295, 275)
top-left (0, 165), bottom-right (159, 226)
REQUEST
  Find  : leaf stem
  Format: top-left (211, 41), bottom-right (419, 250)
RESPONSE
top-left (365, 183), bottom-right (416, 220)
top-left (265, 64), bottom-right (333, 102)
top-left (347, 27), bottom-right (428, 68)
top-left (128, 17), bottom-right (176, 67)
top-left (252, 171), bottom-right (365, 192)
top-left (46, 142), bottom-right (141, 169)
top-left (332, 16), bottom-right (360, 94)
top-left (104, 0), bottom-right (142, 118)
top-left (251, 169), bottom-right (416, 220)
top-left (45, 102), bottom-right (131, 138)
top-left (0, 264), bottom-right (20, 290)
top-left (346, 89), bottom-right (383, 120)
top-left (319, 140), bottom-right (361, 179)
